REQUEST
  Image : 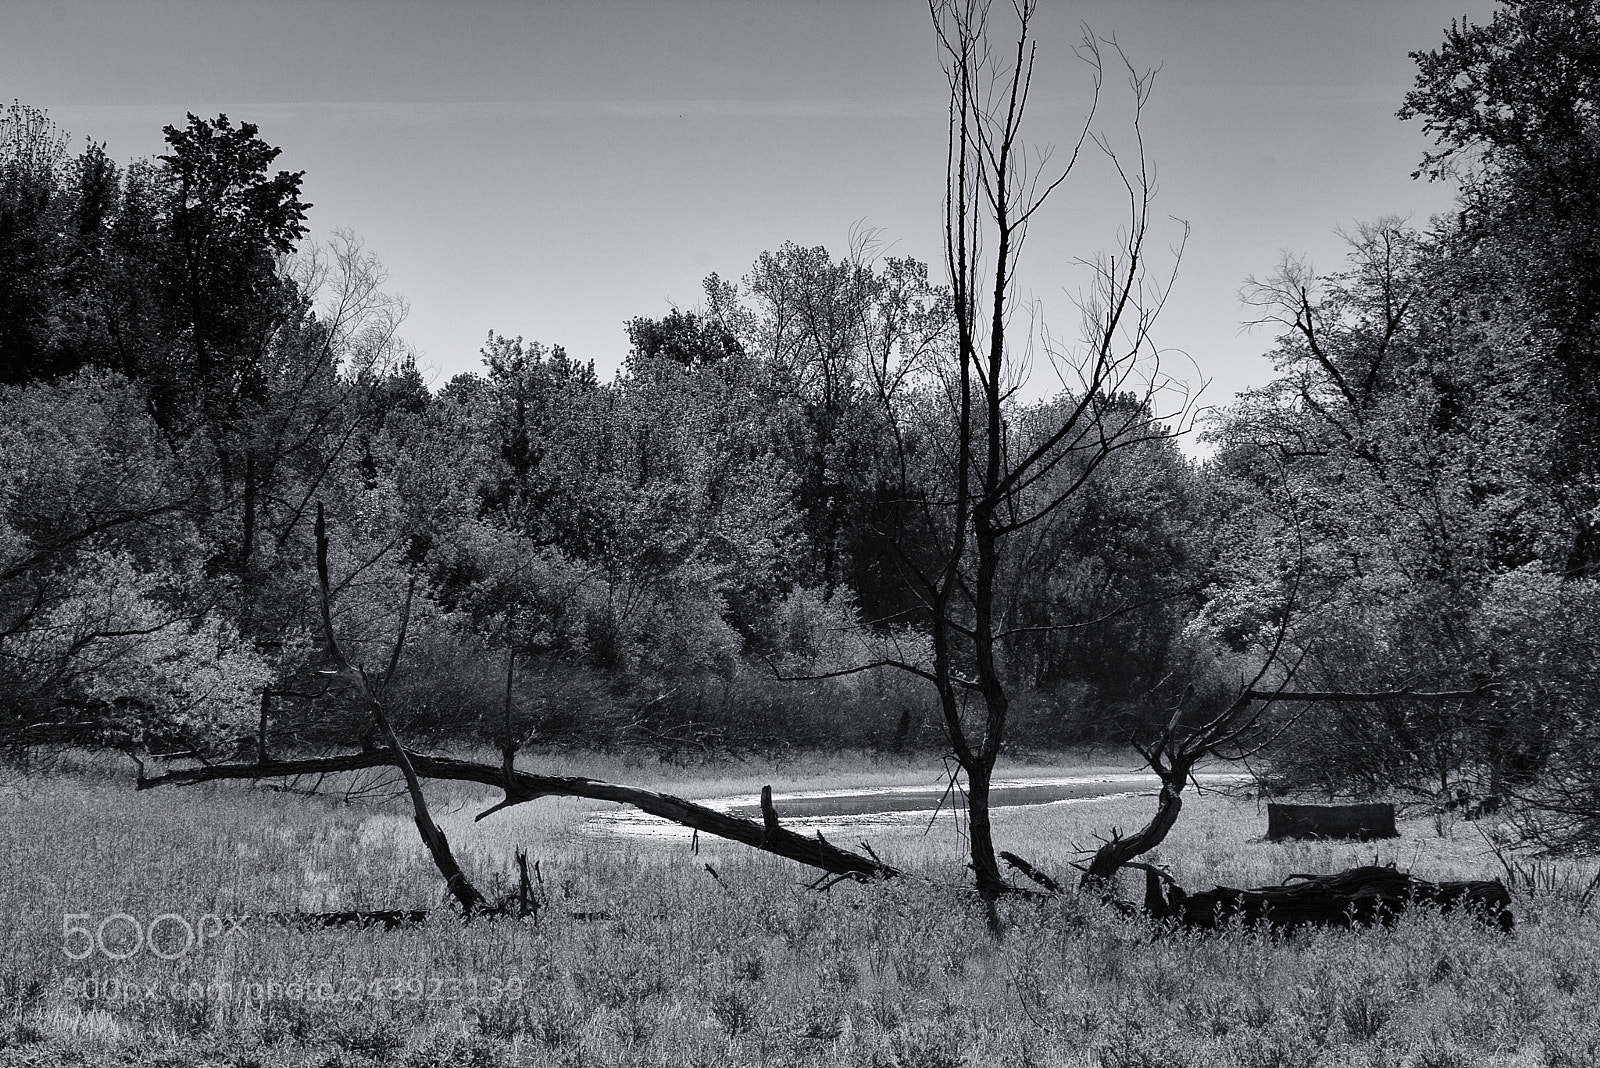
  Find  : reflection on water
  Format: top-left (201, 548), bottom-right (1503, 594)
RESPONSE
top-left (586, 773), bottom-right (1247, 840)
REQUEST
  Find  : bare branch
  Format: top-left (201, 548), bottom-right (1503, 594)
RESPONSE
top-left (138, 749), bottom-right (899, 882)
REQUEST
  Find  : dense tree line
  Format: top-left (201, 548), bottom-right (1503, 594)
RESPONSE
top-left (7, 1), bottom-right (1600, 849)
top-left (0, 103), bottom-right (1196, 763)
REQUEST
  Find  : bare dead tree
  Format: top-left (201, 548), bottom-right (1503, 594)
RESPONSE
top-left (890, 0), bottom-right (1192, 897)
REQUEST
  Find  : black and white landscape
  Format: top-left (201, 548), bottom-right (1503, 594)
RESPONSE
top-left (3, 2), bottom-right (1597, 1065)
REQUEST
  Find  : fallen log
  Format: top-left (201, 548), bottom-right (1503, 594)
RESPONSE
top-left (1143, 864), bottom-right (1513, 932)
top-left (257, 906), bottom-right (617, 929)
top-left (137, 752), bottom-right (899, 883)
top-left (263, 909), bottom-right (431, 930)
top-left (1267, 802), bottom-right (1398, 842)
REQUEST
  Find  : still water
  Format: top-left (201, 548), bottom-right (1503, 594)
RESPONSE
top-left (586, 772), bottom-right (1248, 839)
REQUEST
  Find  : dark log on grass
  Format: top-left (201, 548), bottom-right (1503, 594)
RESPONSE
top-left (261, 905), bottom-right (619, 928)
top-left (264, 909), bottom-right (431, 930)
top-left (1144, 864), bottom-right (1513, 932)
top-left (1267, 802), bottom-right (1398, 842)
top-left (137, 752), bottom-right (899, 882)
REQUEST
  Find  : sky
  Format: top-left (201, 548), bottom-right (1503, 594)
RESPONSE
top-left (4, 0), bottom-right (1500, 409)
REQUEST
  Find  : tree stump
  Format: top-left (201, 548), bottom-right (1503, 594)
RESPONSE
top-left (1267, 802), bottom-right (1398, 841)
top-left (1144, 865), bottom-right (1513, 932)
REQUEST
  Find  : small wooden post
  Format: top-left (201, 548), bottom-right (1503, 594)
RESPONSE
top-left (760, 785), bottom-right (779, 847)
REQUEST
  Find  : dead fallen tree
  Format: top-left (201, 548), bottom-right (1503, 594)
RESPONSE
top-left (1141, 864), bottom-right (1514, 932)
top-left (136, 750), bottom-right (898, 884)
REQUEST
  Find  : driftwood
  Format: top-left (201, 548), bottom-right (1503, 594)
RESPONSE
top-left (136, 751), bottom-right (899, 883)
top-left (1267, 802), bottom-right (1398, 842)
top-left (1143, 864), bottom-right (1514, 932)
top-left (258, 906), bottom-right (612, 929)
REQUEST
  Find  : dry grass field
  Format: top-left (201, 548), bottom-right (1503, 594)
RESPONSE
top-left (2, 750), bottom-right (1597, 1067)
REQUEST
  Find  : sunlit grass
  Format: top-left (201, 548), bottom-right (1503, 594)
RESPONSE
top-left (2, 752), bottom-right (1596, 1066)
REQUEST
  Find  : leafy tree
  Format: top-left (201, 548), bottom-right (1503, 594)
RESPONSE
top-left (0, 104), bottom-right (128, 385)
top-left (1195, 2), bottom-right (1600, 815)
top-left (150, 113), bottom-right (309, 424)
top-left (1206, 222), bottom-right (1497, 797)
top-left (735, 240), bottom-right (950, 598)
top-left (590, 347), bottom-right (799, 672)
top-left (625, 307), bottom-right (743, 371)
top-left (0, 372), bottom-right (273, 751)
top-left (999, 406), bottom-right (1202, 732)
top-left (473, 331), bottom-right (603, 541)
top-left (1402, 0), bottom-right (1600, 575)
top-left (0, 102), bottom-right (72, 383)
top-left (3, 550), bottom-right (271, 751)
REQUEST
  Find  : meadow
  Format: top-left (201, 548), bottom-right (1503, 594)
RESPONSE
top-left (2, 750), bottom-right (1597, 1067)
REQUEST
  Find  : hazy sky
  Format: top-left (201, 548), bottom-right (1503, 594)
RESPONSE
top-left (5, 0), bottom-right (1498, 406)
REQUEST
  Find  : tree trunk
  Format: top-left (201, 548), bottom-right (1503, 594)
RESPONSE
top-left (1081, 757), bottom-right (1193, 888)
top-left (965, 765), bottom-right (1004, 894)
top-left (240, 448), bottom-right (257, 574)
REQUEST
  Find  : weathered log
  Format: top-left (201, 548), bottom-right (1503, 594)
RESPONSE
top-left (1267, 802), bottom-right (1398, 842)
top-left (260, 905), bottom-right (620, 928)
top-left (262, 909), bottom-right (431, 930)
top-left (1144, 864), bottom-right (1513, 932)
top-left (137, 753), bottom-right (899, 882)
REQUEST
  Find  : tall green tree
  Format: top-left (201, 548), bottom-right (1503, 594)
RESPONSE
top-left (152, 113), bottom-right (309, 425)
top-left (733, 241), bottom-right (950, 604)
top-left (1402, 0), bottom-right (1600, 574)
top-left (0, 104), bottom-right (127, 385)
top-left (0, 102), bottom-right (71, 384)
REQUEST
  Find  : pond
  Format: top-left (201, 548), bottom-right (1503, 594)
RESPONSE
top-left (586, 771), bottom-right (1250, 840)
